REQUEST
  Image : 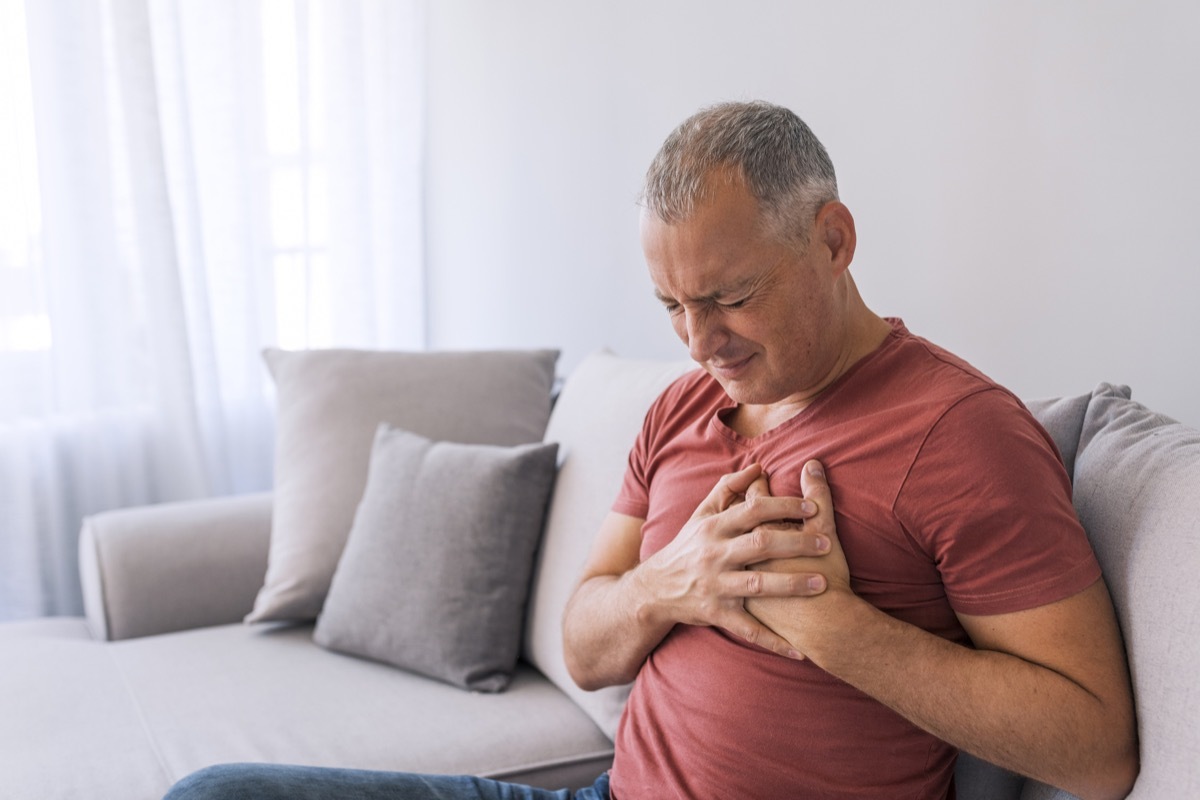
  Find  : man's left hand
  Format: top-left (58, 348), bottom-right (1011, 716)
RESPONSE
top-left (744, 459), bottom-right (854, 658)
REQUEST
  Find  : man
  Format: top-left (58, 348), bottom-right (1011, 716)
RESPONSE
top-left (166, 102), bottom-right (1137, 799)
top-left (562, 101), bottom-right (1137, 799)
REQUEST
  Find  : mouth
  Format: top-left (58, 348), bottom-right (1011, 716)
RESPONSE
top-left (708, 354), bottom-right (754, 380)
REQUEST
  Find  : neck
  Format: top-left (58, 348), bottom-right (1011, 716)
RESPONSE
top-left (731, 291), bottom-right (892, 438)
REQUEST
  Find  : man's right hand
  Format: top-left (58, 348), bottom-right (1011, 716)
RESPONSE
top-left (562, 463), bottom-right (832, 690)
top-left (633, 463), bottom-right (832, 656)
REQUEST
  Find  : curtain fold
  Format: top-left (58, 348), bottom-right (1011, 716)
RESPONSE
top-left (0, 0), bottom-right (425, 620)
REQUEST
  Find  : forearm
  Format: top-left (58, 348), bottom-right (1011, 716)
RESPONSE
top-left (755, 592), bottom-right (1137, 800)
top-left (562, 568), bottom-right (674, 690)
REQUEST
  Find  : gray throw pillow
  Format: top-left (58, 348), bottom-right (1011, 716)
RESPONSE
top-left (247, 347), bottom-right (558, 623)
top-left (1024, 390), bottom-right (1091, 480)
top-left (314, 425), bottom-right (559, 692)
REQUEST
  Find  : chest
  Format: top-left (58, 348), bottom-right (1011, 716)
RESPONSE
top-left (638, 408), bottom-right (965, 639)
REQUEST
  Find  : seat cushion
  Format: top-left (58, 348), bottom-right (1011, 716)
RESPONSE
top-left (0, 618), bottom-right (174, 799)
top-left (0, 621), bottom-right (614, 799)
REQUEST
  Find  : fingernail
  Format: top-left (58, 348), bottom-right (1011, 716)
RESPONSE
top-left (814, 535), bottom-right (830, 552)
top-left (807, 575), bottom-right (825, 591)
top-left (788, 649), bottom-right (804, 660)
top-left (807, 461), bottom-right (825, 478)
top-left (801, 500), bottom-right (816, 515)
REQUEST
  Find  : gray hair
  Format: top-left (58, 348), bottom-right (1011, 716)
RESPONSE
top-left (640, 101), bottom-right (839, 249)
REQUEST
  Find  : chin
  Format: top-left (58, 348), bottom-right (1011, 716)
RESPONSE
top-left (712, 376), bottom-right (770, 406)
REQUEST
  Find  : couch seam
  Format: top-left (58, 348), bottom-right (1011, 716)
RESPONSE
top-left (103, 644), bottom-right (176, 791)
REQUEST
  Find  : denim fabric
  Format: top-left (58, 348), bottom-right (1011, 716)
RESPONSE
top-left (163, 764), bottom-right (611, 800)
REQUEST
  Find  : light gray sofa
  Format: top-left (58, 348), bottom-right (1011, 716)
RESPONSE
top-left (1, 350), bottom-right (1196, 800)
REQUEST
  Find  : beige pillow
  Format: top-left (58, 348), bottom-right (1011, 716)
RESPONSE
top-left (522, 350), bottom-right (695, 738)
top-left (247, 347), bottom-right (559, 623)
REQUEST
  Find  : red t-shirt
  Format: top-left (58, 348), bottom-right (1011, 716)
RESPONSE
top-left (608, 319), bottom-right (1101, 800)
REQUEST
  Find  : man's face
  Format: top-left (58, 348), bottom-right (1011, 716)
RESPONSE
top-left (641, 175), bottom-right (841, 409)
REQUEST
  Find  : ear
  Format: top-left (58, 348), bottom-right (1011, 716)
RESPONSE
top-left (815, 201), bottom-right (856, 276)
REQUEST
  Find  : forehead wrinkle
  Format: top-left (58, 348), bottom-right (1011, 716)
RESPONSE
top-left (654, 272), bottom-right (763, 306)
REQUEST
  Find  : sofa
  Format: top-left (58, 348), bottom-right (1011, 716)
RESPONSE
top-left (1, 348), bottom-right (1196, 800)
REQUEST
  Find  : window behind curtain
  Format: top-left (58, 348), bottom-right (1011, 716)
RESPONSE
top-left (0, 0), bottom-right (424, 620)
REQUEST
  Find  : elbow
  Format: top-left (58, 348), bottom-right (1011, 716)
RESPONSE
top-left (563, 650), bottom-right (598, 691)
top-left (1075, 732), bottom-right (1139, 800)
top-left (561, 613), bottom-right (601, 691)
top-left (1098, 708), bottom-right (1140, 800)
top-left (561, 591), bottom-right (642, 692)
top-left (569, 668), bottom-right (609, 694)
top-left (1099, 744), bottom-right (1139, 800)
top-left (563, 646), bottom-right (636, 692)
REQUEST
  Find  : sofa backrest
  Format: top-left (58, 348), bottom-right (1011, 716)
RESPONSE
top-left (523, 350), bottom-right (695, 739)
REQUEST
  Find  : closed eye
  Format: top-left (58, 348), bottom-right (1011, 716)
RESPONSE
top-left (655, 292), bottom-right (682, 315)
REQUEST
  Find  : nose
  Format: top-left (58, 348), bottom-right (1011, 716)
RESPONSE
top-left (681, 307), bottom-right (728, 363)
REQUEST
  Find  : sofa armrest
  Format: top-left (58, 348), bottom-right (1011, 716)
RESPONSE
top-left (79, 492), bottom-right (273, 641)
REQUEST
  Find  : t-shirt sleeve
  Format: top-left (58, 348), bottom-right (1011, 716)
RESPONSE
top-left (610, 389), bottom-right (664, 521)
top-left (612, 435), bottom-right (651, 520)
top-left (894, 389), bottom-right (1101, 616)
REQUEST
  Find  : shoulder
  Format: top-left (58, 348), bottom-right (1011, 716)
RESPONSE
top-left (631, 366), bottom-right (725, 458)
top-left (891, 325), bottom-right (1003, 397)
top-left (874, 322), bottom-right (1031, 427)
top-left (892, 328), bottom-right (1050, 451)
top-left (866, 322), bottom-right (1066, 482)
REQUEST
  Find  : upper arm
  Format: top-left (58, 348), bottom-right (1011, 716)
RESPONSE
top-left (957, 578), bottom-right (1135, 717)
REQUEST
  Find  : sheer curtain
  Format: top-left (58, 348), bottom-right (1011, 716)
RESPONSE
top-left (0, 0), bottom-right (425, 621)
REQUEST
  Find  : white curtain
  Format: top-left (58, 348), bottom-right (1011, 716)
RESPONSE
top-left (0, 0), bottom-right (425, 621)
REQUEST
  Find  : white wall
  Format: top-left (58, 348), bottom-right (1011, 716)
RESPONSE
top-left (425, 1), bottom-right (1200, 426)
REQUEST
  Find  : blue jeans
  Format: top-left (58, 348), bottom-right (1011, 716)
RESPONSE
top-left (163, 764), bottom-right (611, 800)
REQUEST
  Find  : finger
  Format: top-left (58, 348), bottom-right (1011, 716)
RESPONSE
top-left (694, 463), bottom-right (764, 517)
top-left (723, 494), bottom-right (815, 533)
top-left (726, 526), bottom-right (831, 564)
top-left (722, 567), bottom-right (827, 598)
top-left (719, 610), bottom-right (805, 661)
top-left (743, 473), bottom-right (771, 502)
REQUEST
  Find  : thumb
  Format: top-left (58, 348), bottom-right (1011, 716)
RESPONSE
top-left (799, 459), bottom-right (832, 517)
